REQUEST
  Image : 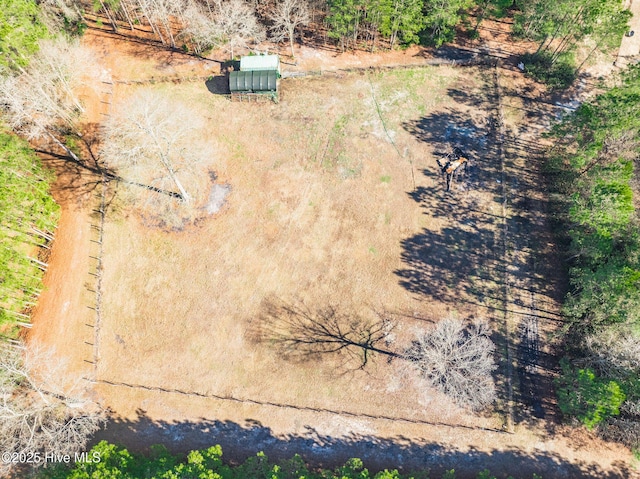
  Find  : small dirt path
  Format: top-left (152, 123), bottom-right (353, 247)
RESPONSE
top-left (617, 0), bottom-right (640, 67)
top-left (28, 158), bottom-right (97, 385)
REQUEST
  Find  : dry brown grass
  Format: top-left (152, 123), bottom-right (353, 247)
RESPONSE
top-left (27, 26), bottom-right (640, 476)
top-left (97, 66), bottom-right (498, 426)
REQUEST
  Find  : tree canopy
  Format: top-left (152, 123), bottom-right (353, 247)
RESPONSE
top-left (0, 126), bottom-right (59, 335)
top-left (548, 64), bottom-right (640, 437)
top-left (0, 0), bottom-right (48, 70)
top-left (40, 441), bottom-right (540, 479)
top-left (551, 65), bottom-right (640, 329)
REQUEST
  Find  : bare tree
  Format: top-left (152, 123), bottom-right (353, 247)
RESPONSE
top-left (260, 300), bottom-right (497, 410)
top-left (135, 0), bottom-right (187, 47)
top-left (582, 326), bottom-right (640, 447)
top-left (0, 37), bottom-right (97, 162)
top-left (39, 0), bottom-right (86, 30)
top-left (581, 327), bottom-right (640, 379)
top-left (405, 318), bottom-right (497, 411)
top-left (213, 0), bottom-right (266, 59)
top-left (0, 344), bottom-right (105, 474)
top-left (600, 415), bottom-right (640, 447)
top-left (101, 89), bottom-right (214, 225)
top-left (268, 0), bottom-right (310, 59)
top-left (180, 0), bottom-right (220, 55)
top-left (259, 299), bottom-right (398, 369)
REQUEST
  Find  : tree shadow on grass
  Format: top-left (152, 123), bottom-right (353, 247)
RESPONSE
top-left (37, 125), bottom-right (181, 208)
top-left (400, 76), bottom-right (566, 429)
top-left (402, 105), bottom-right (499, 198)
top-left (395, 224), bottom-right (500, 308)
top-left (403, 111), bottom-right (492, 163)
top-left (36, 125), bottom-right (118, 207)
top-left (93, 410), bottom-right (633, 478)
top-left (86, 22), bottom-right (223, 68)
top-left (250, 298), bottom-right (399, 372)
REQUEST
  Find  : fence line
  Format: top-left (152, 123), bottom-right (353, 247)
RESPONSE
top-left (84, 79), bottom-right (114, 378)
top-left (494, 62), bottom-right (514, 433)
top-left (90, 378), bottom-right (507, 434)
top-left (115, 74), bottom-right (211, 86)
top-left (91, 175), bottom-right (107, 376)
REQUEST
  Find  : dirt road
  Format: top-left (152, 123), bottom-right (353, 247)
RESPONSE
top-left (617, 0), bottom-right (640, 67)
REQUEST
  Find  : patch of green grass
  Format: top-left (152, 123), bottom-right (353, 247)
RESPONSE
top-left (380, 175), bottom-right (391, 183)
top-left (220, 135), bottom-right (248, 163)
top-left (322, 115), bottom-right (356, 175)
top-left (64, 134), bottom-right (82, 158)
top-left (332, 114), bottom-right (349, 134)
top-left (266, 202), bottom-right (280, 218)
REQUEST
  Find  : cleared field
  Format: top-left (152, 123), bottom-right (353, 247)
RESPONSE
top-left (29, 33), bottom-right (637, 472)
top-left (97, 66), bottom-right (505, 426)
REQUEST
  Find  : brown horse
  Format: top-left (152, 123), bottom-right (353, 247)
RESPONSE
top-left (437, 147), bottom-right (469, 191)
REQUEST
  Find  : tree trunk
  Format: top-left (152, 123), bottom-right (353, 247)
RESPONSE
top-left (289, 26), bottom-right (295, 58)
top-left (45, 130), bottom-right (82, 164)
top-left (119, 0), bottom-right (136, 30)
top-left (154, 144), bottom-right (192, 203)
top-left (159, 161), bottom-right (190, 202)
top-left (99, 0), bottom-right (119, 32)
top-left (540, 10), bottom-right (572, 55)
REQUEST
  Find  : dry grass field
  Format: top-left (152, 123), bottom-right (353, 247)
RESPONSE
top-left (29, 27), bottom-right (639, 474)
top-left (98, 66), bottom-right (499, 417)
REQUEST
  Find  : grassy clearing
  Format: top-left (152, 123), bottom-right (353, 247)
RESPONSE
top-left (97, 66), bottom-right (505, 430)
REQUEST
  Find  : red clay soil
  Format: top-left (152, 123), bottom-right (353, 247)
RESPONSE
top-left (28, 156), bottom-right (97, 387)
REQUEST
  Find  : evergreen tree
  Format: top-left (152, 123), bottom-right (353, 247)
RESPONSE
top-left (422, 0), bottom-right (475, 47)
top-left (326, 0), bottom-right (366, 51)
top-left (377, 0), bottom-right (425, 48)
top-left (0, 0), bottom-right (48, 69)
top-left (0, 126), bottom-right (59, 334)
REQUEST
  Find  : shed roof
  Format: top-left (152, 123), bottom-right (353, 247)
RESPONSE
top-left (240, 55), bottom-right (280, 72)
top-left (229, 70), bottom-right (278, 92)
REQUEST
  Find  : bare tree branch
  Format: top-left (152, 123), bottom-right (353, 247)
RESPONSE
top-left (213, 0), bottom-right (266, 59)
top-left (268, 0), bottom-right (310, 59)
top-left (180, 1), bottom-right (220, 54)
top-left (0, 344), bottom-right (105, 475)
top-left (405, 318), bottom-right (497, 411)
top-left (579, 327), bottom-right (640, 380)
top-left (101, 88), bottom-right (215, 228)
top-left (0, 37), bottom-right (97, 144)
top-left (259, 300), bottom-right (497, 410)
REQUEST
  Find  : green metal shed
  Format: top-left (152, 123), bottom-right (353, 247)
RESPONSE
top-left (229, 70), bottom-right (278, 93)
top-left (240, 54), bottom-right (280, 74)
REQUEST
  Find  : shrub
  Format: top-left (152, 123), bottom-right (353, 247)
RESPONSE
top-left (39, 441), bottom-right (540, 478)
top-left (556, 360), bottom-right (626, 429)
top-left (521, 52), bottom-right (576, 90)
top-left (405, 318), bottom-right (497, 411)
